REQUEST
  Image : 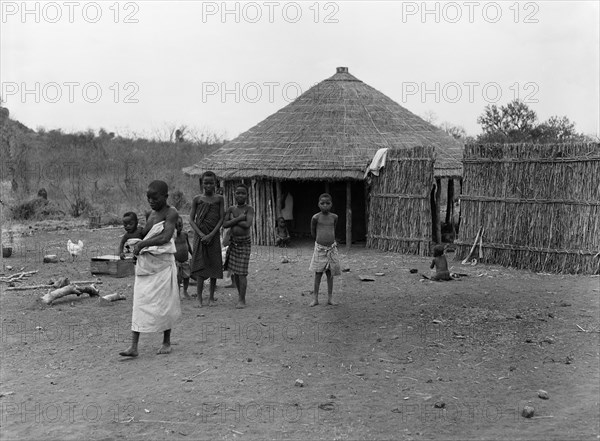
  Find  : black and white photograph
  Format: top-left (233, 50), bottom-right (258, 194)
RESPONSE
top-left (1, 1), bottom-right (599, 440)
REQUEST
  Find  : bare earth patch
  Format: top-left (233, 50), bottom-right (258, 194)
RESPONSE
top-left (1, 225), bottom-right (599, 440)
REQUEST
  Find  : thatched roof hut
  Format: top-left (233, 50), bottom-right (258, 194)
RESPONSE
top-left (184, 67), bottom-right (462, 180)
top-left (183, 67), bottom-right (463, 248)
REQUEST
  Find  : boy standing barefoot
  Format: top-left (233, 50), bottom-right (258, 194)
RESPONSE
top-left (223, 184), bottom-right (254, 309)
top-left (120, 180), bottom-right (181, 357)
top-left (309, 193), bottom-right (341, 306)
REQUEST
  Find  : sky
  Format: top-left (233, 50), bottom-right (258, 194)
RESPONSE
top-left (1, 0), bottom-right (599, 140)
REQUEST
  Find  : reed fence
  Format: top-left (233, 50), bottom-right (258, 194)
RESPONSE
top-left (455, 143), bottom-right (600, 274)
top-left (366, 146), bottom-right (435, 256)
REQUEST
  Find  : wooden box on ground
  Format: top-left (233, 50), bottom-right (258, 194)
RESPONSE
top-left (91, 255), bottom-right (135, 278)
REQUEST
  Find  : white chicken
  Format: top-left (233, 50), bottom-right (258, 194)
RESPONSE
top-left (67, 239), bottom-right (84, 261)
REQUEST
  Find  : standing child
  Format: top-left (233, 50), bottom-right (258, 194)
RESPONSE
top-left (175, 215), bottom-right (193, 299)
top-left (223, 184), bottom-right (254, 309)
top-left (117, 212), bottom-right (144, 259)
top-left (189, 171), bottom-right (224, 307)
top-left (430, 245), bottom-right (452, 281)
top-left (309, 193), bottom-right (341, 307)
top-left (120, 180), bottom-right (181, 357)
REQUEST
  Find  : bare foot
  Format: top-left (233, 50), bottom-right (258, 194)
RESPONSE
top-left (119, 347), bottom-right (138, 357)
top-left (235, 302), bottom-right (246, 309)
top-left (208, 298), bottom-right (217, 306)
top-left (157, 344), bottom-right (171, 354)
top-left (326, 300), bottom-right (337, 306)
top-left (183, 291), bottom-right (191, 299)
top-left (309, 300), bottom-right (319, 307)
top-left (224, 284), bottom-right (235, 288)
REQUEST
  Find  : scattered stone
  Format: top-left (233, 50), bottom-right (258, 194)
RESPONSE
top-left (294, 379), bottom-right (304, 387)
top-left (509, 366), bottom-right (516, 371)
top-left (59, 258), bottom-right (65, 262)
top-left (542, 337), bottom-right (555, 344)
top-left (521, 406), bottom-right (535, 418)
top-left (565, 355), bottom-right (574, 364)
top-left (434, 401), bottom-right (446, 409)
top-left (559, 301), bottom-right (571, 307)
top-left (375, 272), bottom-right (385, 276)
top-left (247, 358), bottom-right (252, 362)
top-left (6, 265), bottom-right (12, 271)
top-left (426, 379), bottom-right (433, 383)
top-left (376, 338), bottom-right (382, 342)
top-left (538, 390), bottom-right (549, 400)
top-left (281, 258), bottom-right (289, 264)
top-left (515, 314), bottom-right (522, 319)
top-left (329, 394), bottom-right (336, 399)
top-left (391, 407), bottom-right (401, 413)
top-left (409, 269), bottom-right (418, 273)
top-left (358, 275), bottom-right (375, 281)
top-left (43, 255), bottom-right (59, 263)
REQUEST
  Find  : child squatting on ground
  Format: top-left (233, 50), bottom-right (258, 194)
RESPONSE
top-left (120, 180), bottom-right (182, 357)
top-left (189, 171), bottom-right (224, 307)
top-left (430, 244), bottom-right (452, 281)
top-left (223, 183), bottom-right (254, 309)
top-left (309, 193), bottom-right (341, 306)
top-left (174, 215), bottom-right (193, 299)
top-left (275, 216), bottom-right (291, 247)
top-left (117, 211), bottom-right (144, 259)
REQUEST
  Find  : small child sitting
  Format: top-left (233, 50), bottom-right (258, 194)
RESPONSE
top-left (275, 216), bottom-right (291, 247)
top-left (430, 245), bottom-right (452, 281)
top-left (118, 212), bottom-right (144, 259)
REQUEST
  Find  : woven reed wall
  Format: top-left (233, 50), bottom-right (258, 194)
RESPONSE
top-left (455, 143), bottom-right (600, 274)
top-left (366, 146), bottom-right (435, 256)
top-left (224, 179), bottom-right (277, 246)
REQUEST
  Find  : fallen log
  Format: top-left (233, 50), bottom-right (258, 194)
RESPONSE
top-left (6, 285), bottom-right (54, 291)
top-left (0, 270), bottom-right (38, 283)
top-left (40, 284), bottom-right (100, 305)
top-left (5, 279), bottom-right (102, 291)
top-left (98, 292), bottom-right (126, 305)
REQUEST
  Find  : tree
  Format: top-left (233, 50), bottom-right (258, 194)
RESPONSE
top-left (439, 121), bottom-right (467, 140)
top-left (476, 100), bottom-right (589, 143)
top-left (533, 116), bottom-right (577, 142)
top-left (477, 100), bottom-right (537, 143)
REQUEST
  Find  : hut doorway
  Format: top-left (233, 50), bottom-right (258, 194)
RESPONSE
top-left (281, 181), bottom-right (366, 243)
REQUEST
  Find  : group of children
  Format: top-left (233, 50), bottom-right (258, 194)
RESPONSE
top-left (118, 172), bottom-right (255, 310)
top-left (118, 175), bottom-right (451, 356)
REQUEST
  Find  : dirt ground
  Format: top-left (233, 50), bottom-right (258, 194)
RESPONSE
top-left (1, 222), bottom-right (599, 441)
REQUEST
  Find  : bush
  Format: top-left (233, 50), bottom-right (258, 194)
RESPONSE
top-left (10, 197), bottom-right (65, 221)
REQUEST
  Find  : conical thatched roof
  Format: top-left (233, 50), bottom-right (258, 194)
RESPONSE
top-left (183, 67), bottom-right (463, 180)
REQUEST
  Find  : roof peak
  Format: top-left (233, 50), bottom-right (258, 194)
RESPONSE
top-left (326, 66), bottom-right (361, 82)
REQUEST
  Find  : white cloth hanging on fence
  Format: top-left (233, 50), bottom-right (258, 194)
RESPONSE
top-left (364, 148), bottom-right (389, 178)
